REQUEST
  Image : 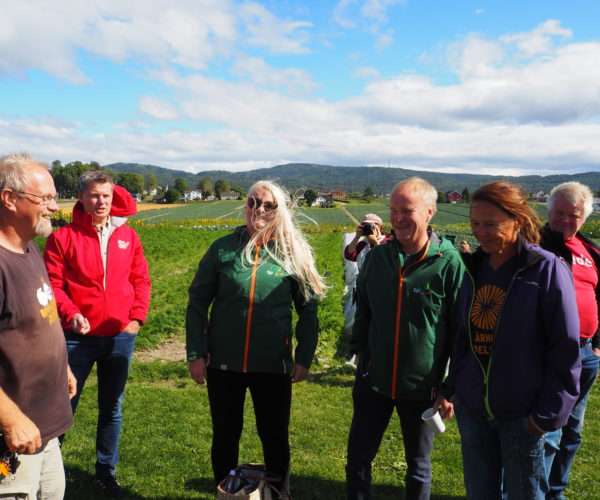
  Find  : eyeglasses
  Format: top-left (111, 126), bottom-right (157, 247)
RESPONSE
top-left (18, 191), bottom-right (59, 205)
top-left (247, 197), bottom-right (278, 212)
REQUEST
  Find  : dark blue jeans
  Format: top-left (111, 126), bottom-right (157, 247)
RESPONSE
top-left (455, 403), bottom-right (545, 500)
top-left (543, 342), bottom-right (599, 499)
top-left (346, 374), bottom-right (434, 500)
top-left (65, 331), bottom-right (137, 477)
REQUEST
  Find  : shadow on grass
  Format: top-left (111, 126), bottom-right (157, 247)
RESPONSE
top-left (65, 466), bottom-right (142, 500)
top-left (257, 474), bottom-right (464, 500)
top-left (65, 466), bottom-right (464, 499)
top-left (309, 365), bottom-right (355, 388)
top-left (65, 466), bottom-right (214, 500)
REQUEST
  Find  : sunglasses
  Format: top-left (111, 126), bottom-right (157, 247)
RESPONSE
top-left (247, 197), bottom-right (278, 212)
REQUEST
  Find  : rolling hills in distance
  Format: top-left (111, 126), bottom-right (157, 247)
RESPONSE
top-left (105, 162), bottom-right (600, 194)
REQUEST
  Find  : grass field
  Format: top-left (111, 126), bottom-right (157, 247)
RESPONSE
top-left (48, 205), bottom-right (600, 499)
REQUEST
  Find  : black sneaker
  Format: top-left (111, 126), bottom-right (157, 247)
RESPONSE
top-left (93, 474), bottom-right (125, 498)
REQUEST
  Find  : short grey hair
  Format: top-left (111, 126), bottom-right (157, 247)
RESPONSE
top-left (79, 170), bottom-right (114, 193)
top-left (392, 177), bottom-right (438, 214)
top-left (0, 153), bottom-right (48, 204)
top-left (547, 181), bottom-right (594, 221)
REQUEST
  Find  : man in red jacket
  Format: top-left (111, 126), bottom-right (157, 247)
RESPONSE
top-left (44, 170), bottom-right (150, 498)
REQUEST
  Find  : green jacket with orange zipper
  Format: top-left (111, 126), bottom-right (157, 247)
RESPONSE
top-left (350, 232), bottom-right (464, 400)
top-left (186, 226), bottom-right (319, 374)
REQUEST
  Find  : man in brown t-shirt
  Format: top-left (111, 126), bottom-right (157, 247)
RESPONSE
top-left (0, 153), bottom-right (75, 499)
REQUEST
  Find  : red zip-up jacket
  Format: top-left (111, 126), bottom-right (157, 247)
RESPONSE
top-left (43, 186), bottom-right (151, 336)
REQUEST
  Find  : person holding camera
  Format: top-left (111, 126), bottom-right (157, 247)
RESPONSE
top-left (343, 214), bottom-right (387, 352)
top-left (344, 214), bottom-right (385, 268)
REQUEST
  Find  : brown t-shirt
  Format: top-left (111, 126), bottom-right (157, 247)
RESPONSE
top-left (0, 241), bottom-right (73, 442)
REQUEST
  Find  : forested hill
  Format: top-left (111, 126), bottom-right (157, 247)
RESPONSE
top-left (105, 162), bottom-right (600, 194)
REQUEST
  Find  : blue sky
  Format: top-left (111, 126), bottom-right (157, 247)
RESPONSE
top-left (1, 0), bottom-right (600, 175)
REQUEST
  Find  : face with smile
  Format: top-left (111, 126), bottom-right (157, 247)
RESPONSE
top-left (245, 187), bottom-right (277, 235)
top-left (389, 185), bottom-right (434, 254)
top-left (548, 195), bottom-right (585, 240)
top-left (16, 164), bottom-right (59, 239)
top-left (79, 182), bottom-right (113, 225)
top-left (470, 200), bottom-right (520, 258)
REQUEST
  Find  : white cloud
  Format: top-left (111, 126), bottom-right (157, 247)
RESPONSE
top-left (2, 16), bottom-right (600, 176)
top-left (239, 1), bottom-right (312, 54)
top-left (0, 0), bottom-right (311, 81)
top-left (3, 115), bottom-right (599, 176)
top-left (149, 70), bottom-right (341, 135)
top-left (353, 66), bottom-right (380, 78)
top-left (375, 30), bottom-right (395, 51)
top-left (139, 97), bottom-right (180, 121)
top-left (501, 19), bottom-right (572, 57)
top-left (361, 0), bottom-right (406, 23)
top-left (333, 0), bottom-right (403, 48)
top-left (334, 0), bottom-right (404, 25)
top-left (230, 56), bottom-right (318, 96)
top-left (333, 0), bottom-right (359, 28)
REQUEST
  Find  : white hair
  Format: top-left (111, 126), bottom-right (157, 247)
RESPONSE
top-left (0, 152), bottom-right (48, 207)
top-left (244, 180), bottom-right (327, 300)
top-left (392, 177), bottom-right (438, 214)
top-left (547, 181), bottom-right (594, 221)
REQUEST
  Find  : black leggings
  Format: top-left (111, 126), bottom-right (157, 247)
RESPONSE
top-left (206, 367), bottom-right (292, 486)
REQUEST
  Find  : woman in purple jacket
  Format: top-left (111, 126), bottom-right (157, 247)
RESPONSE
top-left (438, 181), bottom-right (581, 500)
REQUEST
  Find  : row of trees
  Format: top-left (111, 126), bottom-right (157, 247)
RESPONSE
top-left (171, 177), bottom-right (243, 200)
top-left (49, 161), bottom-right (243, 202)
top-left (51, 161), bottom-right (159, 199)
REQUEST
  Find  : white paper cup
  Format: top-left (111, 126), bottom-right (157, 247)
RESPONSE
top-left (421, 408), bottom-right (446, 435)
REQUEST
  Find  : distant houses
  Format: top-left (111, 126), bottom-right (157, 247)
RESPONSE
top-left (313, 194), bottom-right (329, 207)
top-left (445, 190), bottom-right (462, 203)
top-left (219, 190), bottom-right (240, 200)
top-left (531, 190), bottom-right (547, 202)
top-left (183, 189), bottom-right (203, 202)
top-left (305, 189), bottom-right (347, 206)
top-left (331, 189), bottom-right (347, 202)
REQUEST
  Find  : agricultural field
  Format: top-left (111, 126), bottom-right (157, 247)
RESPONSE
top-left (131, 200), bottom-right (246, 223)
top-left (41, 204), bottom-right (600, 499)
top-left (297, 207), bottom-right (357, 225)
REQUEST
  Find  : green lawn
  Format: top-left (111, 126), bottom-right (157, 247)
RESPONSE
top-left (62, 362), bottom-right (600, 499)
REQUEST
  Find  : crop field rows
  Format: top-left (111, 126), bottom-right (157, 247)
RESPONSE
top-left (131, 200), bottom-right (246, 223)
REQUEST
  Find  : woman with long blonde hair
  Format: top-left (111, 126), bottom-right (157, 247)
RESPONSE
top-left (186, 180), bottom-right (325, 498)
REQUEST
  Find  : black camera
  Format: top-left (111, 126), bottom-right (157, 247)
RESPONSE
top-left (362, 222), bottom-right (373, 236)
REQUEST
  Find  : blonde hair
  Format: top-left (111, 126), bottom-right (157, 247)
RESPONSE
top-left (244, 180), bottom-right (327, 300)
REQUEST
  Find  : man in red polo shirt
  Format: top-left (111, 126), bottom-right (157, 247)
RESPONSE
top-left (541, 181), bottom-right (600, 499)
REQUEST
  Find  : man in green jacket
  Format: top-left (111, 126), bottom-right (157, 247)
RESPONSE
top-left (345, 177), bottom-right (464, 500)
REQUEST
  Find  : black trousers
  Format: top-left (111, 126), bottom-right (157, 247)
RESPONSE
top-left (346, 373), bottom-right (434, 500)
top-left (206, 367), bottom-right (292, 487)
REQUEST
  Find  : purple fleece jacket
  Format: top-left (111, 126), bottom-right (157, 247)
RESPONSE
top-left (447, 237), bottom-right (581, 432)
